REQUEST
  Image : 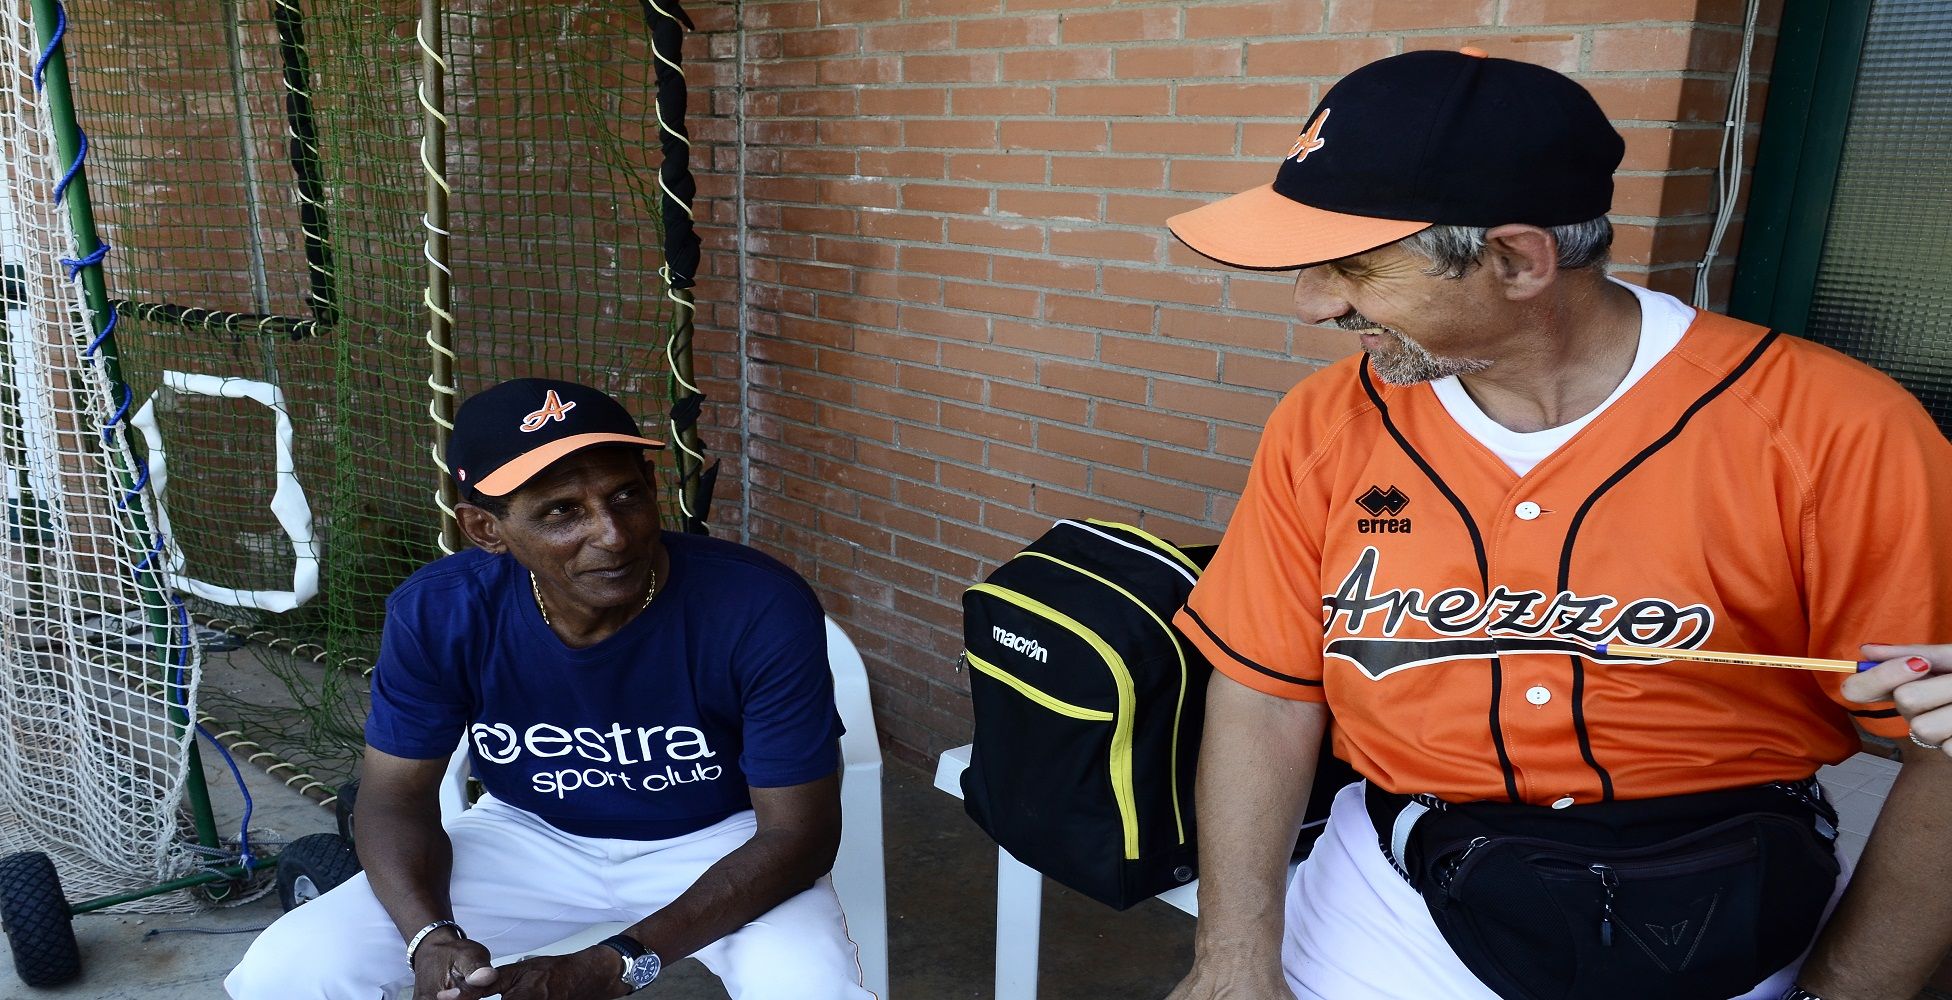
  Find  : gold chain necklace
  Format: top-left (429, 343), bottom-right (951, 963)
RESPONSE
top-left (530, 566), bottom-right (656, 628)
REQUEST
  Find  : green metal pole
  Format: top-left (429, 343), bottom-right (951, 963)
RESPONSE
top-left (67, 854), bottom-right (280, 915)
top-left (27, 0), bottom-right (223, 858)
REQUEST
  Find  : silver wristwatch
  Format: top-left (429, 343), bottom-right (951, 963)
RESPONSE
top-left (596, 933), bottom-right (661, 992)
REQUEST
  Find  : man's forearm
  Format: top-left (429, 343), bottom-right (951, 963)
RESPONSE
top-left (354, 790), bottom-right (459, 942)
top-left (1190, 674), bottom-right (1328, 962)
top-left (1798, 747), bottom-right (1952, 999)
top-left (620, 825), bottom-right (837, 963)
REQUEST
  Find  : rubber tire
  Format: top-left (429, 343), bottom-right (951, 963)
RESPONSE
top-left (0, 851), bottom-right (81, 988)
top-left (334, 779), bottom-right (359, 846)
top-left (276, 833), bottom-right (362, 912)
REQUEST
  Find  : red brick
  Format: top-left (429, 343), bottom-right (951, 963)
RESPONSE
top-left (818, 56), bottom-right (901, 85)
top-left (908, 0), bottom-right (1002, 14)
top-left (1094, 469), bottom-right (1210, 520)
top-left (1328, 0), bottom-right (1495, 32)
top-left (1054, 84), bottom-right (1171, 117)
top-left (1220, 351), bottom-right (1317, 393)
top-left (898, 362), bottom-right (987, 402)
top-left (1186, 1), bottom-right (1323, 38)
top-left (939, 403), bottom-right (1035, 447)
top-left (941, 341), bottom-right (1037, 381)
top-left (952, 86), bottom-right (1054, 116)
top-left (901, 183), bottom-right (991, 214)
top-left (862, 87), bottom-right (948, 116)
top-left (990, 382), bottom-right (1089, 425)
top-left (819, 119), bottom-right (902, 146)
top-left (1002, 49), bottom-right (1114, 82)
top-left (996, 188), bottom-right (1102, 223)
top-left (1178, 82), bottom-right (1314, 119)
top-left (1111, 121), bottom-right (1238, 155)
top-left (1062, 8), bottom-right (1181, 44)
top-left (1104, 192), bottom-right (1210, 226)
top-left (900, 245), bottom-right (992, 280)
top-left (1098, 403), bottom-right (1209, 449)
top-left (949, 153), bottom-right (1049, 184)
top-left (1589, 25), bottom-right (1748, 73)
top-left (859, 210), bottom-right (945, 242)
top-left (953, 218), bottom-right (1050, 253)
top-left (1169, 158), bottom-right (1272, 194)
top-left (859, 150), bottom-right (949, 180)
top-left (1410, 33), bottom-right (1579, 73)
top-left (1039, 424), bottom-right (1145, 470)
top-left (906, 119), bottom-right (1000, 149)
top-left (1154, 380), bottom-right (1281, 426)
top-left (1048, 227), bottom-right (1162, 262)
top-left (1226, 274), bottom-right (1301, 316)
top-left (1047, 293), bottom-right (1156, 335)
top-left (1102, 336), bottom-right (1218, 379)
top-left (994, 320), bottom-right (1093, 359)
top-left (998, 120), bottom-right (1110, 152)
top-left (1502, 0), bottom-right (1702, 24)
top-left (959, 14), bottom-right (1061, 48)
top-left (1160, 307), bottom-right (1288, 351)
top-left (899, 424), bottom-right (986, 465)
top-left (994, 255), bottom-right (1097, 292)
top-left (1042, 361), bottom-right (1148, 404)
top-left (1103, 266), bottom-right (1224, 306)
top-left (1051, 155), bottom-right (1167, 190)
top-left (904, 53), bottom-right (999, 84)
top-left (1114, 44), bottom-right (1242, 80)
top-left (945, 280), bottom-right (1041, 317)
top-left (862, 21), bottom-right (955, 53)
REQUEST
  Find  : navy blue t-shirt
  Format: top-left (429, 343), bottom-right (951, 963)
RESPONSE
top-left (365, 532), bottom-right (843, 840)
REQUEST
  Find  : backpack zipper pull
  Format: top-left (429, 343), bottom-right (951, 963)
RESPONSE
top-left (1591, 863), bottom-right (1617, 946)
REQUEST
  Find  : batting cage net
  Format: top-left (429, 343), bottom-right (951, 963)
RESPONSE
top-left (1, 0), bottom-right (704, 908)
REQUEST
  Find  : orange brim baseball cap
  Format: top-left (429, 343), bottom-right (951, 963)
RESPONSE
top-left (1168, 48), bottom-right (1623, 270)
top-left (449, 378), bottom-right (665, 498)
top-left (1168, 184), bottom-right (1431, 270)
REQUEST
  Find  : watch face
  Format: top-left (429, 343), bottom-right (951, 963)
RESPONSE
top-left (625, 951), bottom-right (661, 989)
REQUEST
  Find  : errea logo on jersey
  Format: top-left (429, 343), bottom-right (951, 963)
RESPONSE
top-left (992, 625), bottom-right (1049, 664)
top-left (1356, 484), bottom-right (1411, 534)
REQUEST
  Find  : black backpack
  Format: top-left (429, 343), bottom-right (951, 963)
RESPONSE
top-left (960, 518), bottom-right (1213, 909)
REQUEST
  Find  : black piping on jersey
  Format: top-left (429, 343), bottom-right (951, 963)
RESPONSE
top-left (1358, 358), bottom-right (1522, 803)
top-left (1850, 707), bottom-right (1900, 719)
top-left (1183, 605), bottom-right (1322, 687)
top-left (1556, 329), bottom-right (1783, 802)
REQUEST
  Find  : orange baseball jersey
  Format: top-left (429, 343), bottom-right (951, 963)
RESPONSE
top-left (1175, 310), bottom-right (1952, 806)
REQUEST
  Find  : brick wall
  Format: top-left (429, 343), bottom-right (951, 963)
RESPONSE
top-left (688, 1), bottom-right (1786, 767)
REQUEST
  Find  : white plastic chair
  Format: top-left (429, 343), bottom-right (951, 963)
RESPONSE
top-left (437, 615), bottom-right (890, 998)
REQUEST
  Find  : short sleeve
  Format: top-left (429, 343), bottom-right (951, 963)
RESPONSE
top-left (364, 590), bottom-right (470, 760)
top-left (1802, 389), bottom-right (1952, 738)
top-left (1175, 389), bottom-right (1332, 701)
top-left (734, 585), bottom-right (845, 788)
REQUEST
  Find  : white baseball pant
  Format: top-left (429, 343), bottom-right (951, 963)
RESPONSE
top-left (1282, 782), bottom-right (1850, 1000)
top-left (225, 796), bottom-right (870, 1000)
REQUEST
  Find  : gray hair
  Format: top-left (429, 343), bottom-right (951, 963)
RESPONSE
top-left (1398, 216), bottom-right (1613, 279)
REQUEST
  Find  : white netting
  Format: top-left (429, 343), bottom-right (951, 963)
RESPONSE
top-left (0, 2), bottom-right (205, 912)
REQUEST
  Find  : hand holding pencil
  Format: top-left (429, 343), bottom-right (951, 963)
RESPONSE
top-left (1844, 644), bottom-right (1952, 759)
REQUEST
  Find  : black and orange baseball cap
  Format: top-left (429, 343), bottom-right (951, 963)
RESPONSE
top-left (1168, 48), bottom-right (1625, 270)
top-left (448, 378), bottom-right (664, 498)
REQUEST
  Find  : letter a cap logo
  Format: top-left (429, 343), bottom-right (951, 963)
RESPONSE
top-left (447, 378), bottom-right (665, 498)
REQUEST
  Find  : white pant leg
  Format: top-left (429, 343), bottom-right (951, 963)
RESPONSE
top-left (1282, 783), bottom-right (1851, 1000)
top-left (226, 797), bottom-right (621, 1000)
top-left (691, 875), bottom-right (871, 1000)
top-left (593, 812), bottom-right (870, 1000)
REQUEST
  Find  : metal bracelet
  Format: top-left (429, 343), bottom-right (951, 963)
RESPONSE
top-left (405, 919), bottom-right (464, 969)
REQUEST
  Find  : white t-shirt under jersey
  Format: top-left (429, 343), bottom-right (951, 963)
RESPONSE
top-left (1429, 278), bottom-right (1695, 476)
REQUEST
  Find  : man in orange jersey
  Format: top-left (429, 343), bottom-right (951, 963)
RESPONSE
top-left (1160, 49), bottom-right (1952, 1000)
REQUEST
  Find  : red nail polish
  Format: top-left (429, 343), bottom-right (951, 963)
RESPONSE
top-left (1908, 657), bottom-right (1931, 673)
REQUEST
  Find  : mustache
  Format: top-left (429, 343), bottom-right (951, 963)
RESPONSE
top-left (1333, 311), bottom-right (1385, 332)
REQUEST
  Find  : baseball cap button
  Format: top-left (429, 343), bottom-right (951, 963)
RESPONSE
top-left (1457, 46), bottom-right (1489, 58)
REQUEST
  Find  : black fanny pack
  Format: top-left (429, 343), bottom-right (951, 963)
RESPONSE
top-left (1365, 779), bottom-right (1840, 1000)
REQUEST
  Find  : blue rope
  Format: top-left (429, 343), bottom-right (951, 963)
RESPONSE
top-left (30, 2), bottom-right (63, 91)
top-left (84, 306), bottom-right (115, 357)
top-left (99, 383), bottom-right (131, 444)
top-left (60, 238), bottom-right (107, 278)
top-left (175, 600), bottom-right (252, 871)
top-left (51, 128), bottom-right (87, 208)
top-left (119, 460), bottom-right (150, 510)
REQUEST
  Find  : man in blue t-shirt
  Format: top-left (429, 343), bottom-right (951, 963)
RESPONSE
top-left (227, 379), bottom-right (866, 1000)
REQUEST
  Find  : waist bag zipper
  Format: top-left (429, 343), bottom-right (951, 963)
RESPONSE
top-left (1592, 864), bottom-right (1618, 946)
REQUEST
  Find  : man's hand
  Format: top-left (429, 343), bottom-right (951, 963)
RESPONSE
top-left (1164, 946), bottom-right (1297, 1000)
top-left (1848, 644), bottom-right (1952, 758)
top-left (409, 933), bottom-right (498, 1000)
top-left (494, 946), bottom-right (629, 1000)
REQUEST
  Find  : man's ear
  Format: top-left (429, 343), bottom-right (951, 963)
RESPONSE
top-left (456, 503), bottom-right (505, 553)
top-left (1482, 224), bottom-right (1559, 301)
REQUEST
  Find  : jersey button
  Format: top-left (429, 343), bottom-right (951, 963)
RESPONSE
top-left (1525, 685), bottom-right (1551, 706)
top-left (1551, 796), bottom-right (1576, 809)
top-left (1515, 501), bottom-right (1542, 520)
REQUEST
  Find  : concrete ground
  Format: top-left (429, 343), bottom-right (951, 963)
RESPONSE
top-left (0, 747), bottom-right (1195, 1000)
